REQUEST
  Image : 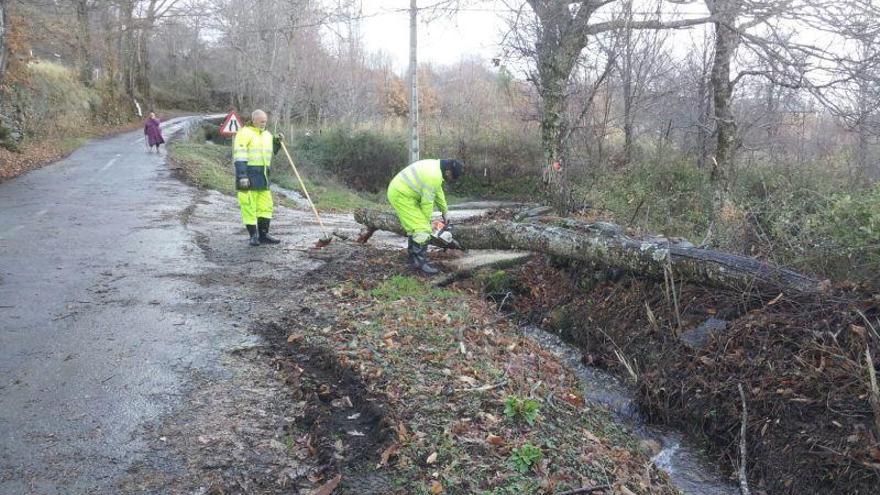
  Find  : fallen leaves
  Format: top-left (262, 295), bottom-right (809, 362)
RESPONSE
top-left (377, 443), bottom-right (399, 468)
top-left (486, 434), bottom-right (504, 446)
top-left (457, 375), bottom-right (477, 386)
top-left (562, 393), bottom-right (584, 408)
top-left (310, 474), bottom-right (341, 495)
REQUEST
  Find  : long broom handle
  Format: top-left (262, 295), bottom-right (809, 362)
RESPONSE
top-left (279, 141), bottom-right (329, 236)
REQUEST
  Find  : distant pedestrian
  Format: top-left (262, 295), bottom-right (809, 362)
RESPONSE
top-left (144, 112), bottom-right (165, 153)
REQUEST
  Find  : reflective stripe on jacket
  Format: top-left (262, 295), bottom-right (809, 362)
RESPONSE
top-left (233, 125), bottom-right (275, 190)
top-left (387, 159), bottom-right (448, 218)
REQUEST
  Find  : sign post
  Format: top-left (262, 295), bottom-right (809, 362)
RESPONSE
top-left (219, 110), bottom-right (242, 137)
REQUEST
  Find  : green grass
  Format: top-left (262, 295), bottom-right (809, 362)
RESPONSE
top-left (168, 142), bottom-right (235, 194)
top-left (369, 275), bottom-right (456, 302)
top-left (56, 136), bottom-right (89, 154)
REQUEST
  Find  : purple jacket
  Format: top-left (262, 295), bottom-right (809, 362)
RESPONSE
top-left (144, 118), bottom-right (164, 146)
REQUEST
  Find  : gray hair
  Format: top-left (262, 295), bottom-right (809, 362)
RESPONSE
top-left (252, 109), bottom-right (267, 121)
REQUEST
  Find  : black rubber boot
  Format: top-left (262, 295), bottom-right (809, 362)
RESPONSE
top-left (246, 224), bottom-right (260, 246)
top-left (413, 242), bottom-right (439, 275)
top-left (406, 237), bottom-right (419, 269)
top-left (257, 218), bottom-right (280, 244)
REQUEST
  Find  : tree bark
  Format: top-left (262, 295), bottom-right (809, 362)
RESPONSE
top-left (354, 208), bottom-right (824, 295)
top-left (121, 0), bottom-right (136, 98)
top-left (529, 0), bottom-right (586, 213)
top-left (620, 0), bottom-right (634, 165)
top-left (706, 0), bottom-right (742, 217)
top-left (73, 0), bottom-right (93, 87)
top-left (0, 0), bottom-right (7, 81)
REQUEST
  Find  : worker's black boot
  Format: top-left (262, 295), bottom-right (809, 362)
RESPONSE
top-left (413, 242), bottom-right (439, 275)
top-left (406, 237), bottom-right (419, 269)
top-left (257, 218), bottom-right (280, 245)
top-left (246, 225), bottom-right (260, 246)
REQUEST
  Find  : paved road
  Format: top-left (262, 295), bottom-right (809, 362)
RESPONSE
top-left (0, 118), bottom-right (246, 494)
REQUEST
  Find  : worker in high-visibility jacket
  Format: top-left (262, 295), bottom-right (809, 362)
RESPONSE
top-left (387, 159), bottom-right (463, 274)
top-left (233, 109), bottom-right (282, 246)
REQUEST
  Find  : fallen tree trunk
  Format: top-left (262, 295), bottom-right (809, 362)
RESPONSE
top-left (353, 208), bottom-right (825, 295)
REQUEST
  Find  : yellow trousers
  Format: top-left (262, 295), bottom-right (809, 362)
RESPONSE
top-left (387, 188), bottom-right (432, 244)
top-left (237, 190), bottom-right (273, 225)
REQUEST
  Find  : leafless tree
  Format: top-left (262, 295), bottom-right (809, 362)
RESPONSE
top-left (0, 0), bottom-right (9, 81)
top-left (502, 0), bottom-right (715, 210)
top-left (612, 0), bottom-right (673, 164)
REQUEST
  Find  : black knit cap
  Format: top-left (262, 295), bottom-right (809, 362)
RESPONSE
top-left (440, 159), bottom-right (464, 180)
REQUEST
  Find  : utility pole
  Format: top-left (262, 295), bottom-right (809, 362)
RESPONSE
top-left (409, 0), bottom-right (420, 163)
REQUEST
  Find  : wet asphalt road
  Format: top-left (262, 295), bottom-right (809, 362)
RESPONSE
top-left (0, 117), bottom-right (241, 494)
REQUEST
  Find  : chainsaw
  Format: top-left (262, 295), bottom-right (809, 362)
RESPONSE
top-left (431, 217), bottom-right (466, 251)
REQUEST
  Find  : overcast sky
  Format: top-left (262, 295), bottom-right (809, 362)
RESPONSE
top-left (354, 0), bottom-right (712, 71)
top-left (357, 0), bottom-right (508, 70)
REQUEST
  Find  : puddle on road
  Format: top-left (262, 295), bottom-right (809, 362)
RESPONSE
top-left (523, 326), bottom-right (739, 495)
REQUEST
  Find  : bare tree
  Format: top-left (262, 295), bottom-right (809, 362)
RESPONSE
top-left (690, 0), bottom-right (880, 235)
top-left (503, 0), bottom-right (715, 210)
top-left (70, 0), bottom-right (95, 86)
top-left (0, 0), bottom-right (8, 81)
top-left (613, 0), bottom-right (673, 164)
top-left (806, 15), bottom-right (880, 180)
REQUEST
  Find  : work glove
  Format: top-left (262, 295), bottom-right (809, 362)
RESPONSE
top-left (275, 132), bottom-right (284, 141)
top-left (234, 162), bottom-right (250, 190)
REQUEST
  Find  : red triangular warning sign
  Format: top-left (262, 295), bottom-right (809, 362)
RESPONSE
top-left (219, 110), bottom-right (243, 137)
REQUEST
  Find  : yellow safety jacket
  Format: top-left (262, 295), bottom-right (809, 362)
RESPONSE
top-left (388, 159), bottom-right (449, 218)
top-left (233, 125), bottom-right (276, 190)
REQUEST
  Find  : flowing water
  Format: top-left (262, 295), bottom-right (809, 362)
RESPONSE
top-left (522, 326), bottom-right (740, 495)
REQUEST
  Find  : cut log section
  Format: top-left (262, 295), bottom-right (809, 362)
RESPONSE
top-left (353, 208), bottom-right (826, 295)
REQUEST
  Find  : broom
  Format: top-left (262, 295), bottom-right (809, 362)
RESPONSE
top-left (278, 140), bottom-right (333, 248)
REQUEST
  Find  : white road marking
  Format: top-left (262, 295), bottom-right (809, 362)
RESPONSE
top-left (36, 209), bottom-right (49, 218)
top-left (100, 154), bottom-right (122, 172)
